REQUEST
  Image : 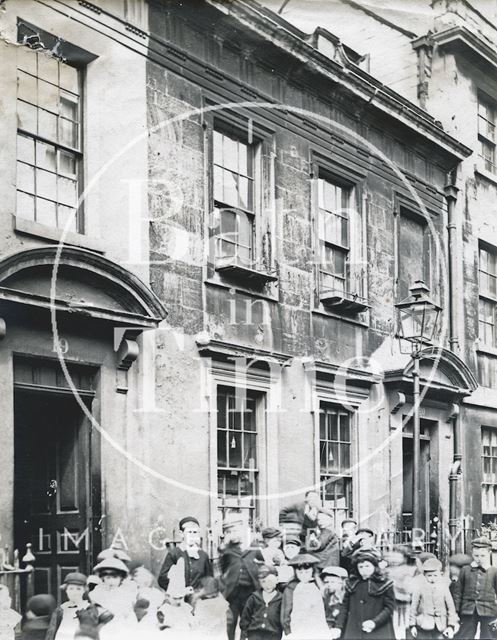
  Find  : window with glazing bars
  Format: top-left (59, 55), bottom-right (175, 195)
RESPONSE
top-left (318, 177), bottom-right (351, 295)
top-left (217, 387), bottom-right (258, 522)
top-left (482, 427), bottom-right (497, 515)
top-left (478, 94), bottom-right (497, 174)
top-left (213, 125), bottom-right (256, 267)
top-left (319, 404), bottom-right (353, 524)
top-left (479, 246), bottom-right (497, 347)
top-left (16, 47), bottom-right (81, 232)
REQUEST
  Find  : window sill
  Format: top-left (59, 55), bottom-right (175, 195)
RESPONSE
top-left (475, 164), bottom-right (497, 187)
top-left (319, 290), bottom-right (370, 314)
top-left (14, 217), bottom-right (105, 253)
top-left (205, 278), bottom-right (279, 303)
top-left (214, 256), bottom-right (278, 289)
top-left (477, 345), bottom-right (497, 358)
top-left (312, 308), bottom-right (369, 328)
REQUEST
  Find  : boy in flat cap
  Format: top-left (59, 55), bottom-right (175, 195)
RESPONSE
top-left (220, 516), bottom-right (265, 640)
top-left (158, 516), bottom-right (212, 596)
top-left (321, 566), bottom-right (347, 631)
top-left (240, 565), bottom-right (283, 640)
top-left (279, 490), bottom-right (321, 543)
top-left (261, 528), bottom-right (285, 568)
top-left (453, 537), bottom-right (497, 639)
top-left (21, 594), bottom-right (56, 640)
top-left (448, 554), bottom-right (471, 598)
top-left (313, 509), bottom-right (340, 569)
top-left (46, 572), bottom-right (113, 640)
top-left (408, 558), bottom-right (458, 639)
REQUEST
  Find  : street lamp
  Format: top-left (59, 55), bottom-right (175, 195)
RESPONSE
top-left (395, 280), bottom-right (441, 536)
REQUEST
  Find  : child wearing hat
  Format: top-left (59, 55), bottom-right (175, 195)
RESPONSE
top-left (277, 536), bottom-right (302, 588)
top-left (281, 554), bottom-right (329, 639)
top-left (0, 584), bottom-right (21, 640)
top-left (321, 566), bottom-right (348, 632)
top-left (90, 558), bottom-right (138, 640)
top-left (239, 565), bottom-right (283, 640)
top-left (336, 550), bottom-right (396, 639)
top-left (158, 516), bottom-right (212, 597)
top-left (261, 528), bottom-right (285, 568)
top-left (452, 537), bottom-right (497, 640)
top-left (447, 554), bottom-right (471, 598)
top-left (408, 558), bottom-right (458, 639)
top-left (220, 515), bottom-right (265, 640)
top-left (45, 572), bottom-right (112, 640)
top-left (21, 594), bottom-right (57, 640)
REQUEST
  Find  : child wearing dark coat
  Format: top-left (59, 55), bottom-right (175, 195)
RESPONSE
top-left (21, 594), bottom-right (57, 640)
top-left (321, 566), bottom-right (348, 631)
top-left (240, 565), bottom-right (283, 640)
top-left (336, 550), bottom-right (396, 640)
top-left (46, 572), bottom-right (113, 640)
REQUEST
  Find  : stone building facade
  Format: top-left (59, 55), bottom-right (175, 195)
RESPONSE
top-left (264, 0), bottom-right (497, 540)
top-left (0, 0), bottom-right (481, 599)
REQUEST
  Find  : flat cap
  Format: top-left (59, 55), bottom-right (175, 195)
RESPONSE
top-left (287, 553), bottom-right (320, 566)
top-left (283, 535), bottom-right (302, 547)
top-left (356, 528), bottom-right (374, 537)
top-left (258, 564), bottom-right (278, 578)
top-left (448, 553), bottom-right (472, 567)
top-left (179, 516), bottom-right (199, 530)
top-left (422, 558), bottom-right (442, 572)
top-left (26, 594), bottom-right (57, 617)
top-left (321, 566), bottom-right (348, 579)
top-left (63, 572), bottom-right (87, 587)
top-left (472, 536), bottom-right (492, 549)
top-left (261, 527), bottom-right (282, 540)
top-left (418, 551), bottom-right (436, 562)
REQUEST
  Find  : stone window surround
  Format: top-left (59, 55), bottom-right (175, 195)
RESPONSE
top-left (479, 240), bottom-right (497, 350)
top-left (203, 104), bottom-right (277, 294)
top-left (303, 359), bottom-right (374, 524)
top-left (310, 151), bottom-right (368, 318)
top-left (477, 90), bottom-right (497, 176)
top-left (203, 355), bottom-right (283, 535)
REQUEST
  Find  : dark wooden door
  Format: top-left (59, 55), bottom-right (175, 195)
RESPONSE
top-left (14, 391), bottom-right (92, 599)
top-left (402, 436), bottom-right (430, 534)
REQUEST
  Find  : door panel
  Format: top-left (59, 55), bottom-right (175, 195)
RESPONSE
top-left (402, 436), bottom-right (430, 533)
top-left (14, 391), bottom-right (93, 600)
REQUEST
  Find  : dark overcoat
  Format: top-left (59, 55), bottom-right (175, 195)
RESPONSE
top-left (337, 574), bottom-right (396, 640)
top-left (219, 542), bottom-right (264, 601)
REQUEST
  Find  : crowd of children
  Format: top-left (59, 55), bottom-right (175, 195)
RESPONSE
top-left (3, 503), bottom-right (497, 640)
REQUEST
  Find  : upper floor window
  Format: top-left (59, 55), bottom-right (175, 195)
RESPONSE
top-left (479, 245), bottom-right (497, 348)
top-left (397, 207), bottom-right (431, 301)
top-left (318, 178), bottom-right (351, 295)
top-left (315, 171), bottom-right (367, 314)
top-left (213, 125), bottom-right (256, 268)
top-left (16, 47), bottom-right (81, 232)
top-left (478, 94), bottom-right (497, 175)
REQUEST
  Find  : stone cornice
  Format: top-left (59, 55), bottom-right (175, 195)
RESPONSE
top-left (431, 25), bottom-right (497, 72)
top-left (207, 0), bottom-right (472, 162)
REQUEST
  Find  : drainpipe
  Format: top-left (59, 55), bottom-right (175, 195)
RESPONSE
top-left (444, 180), bottom-right (462, 551)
